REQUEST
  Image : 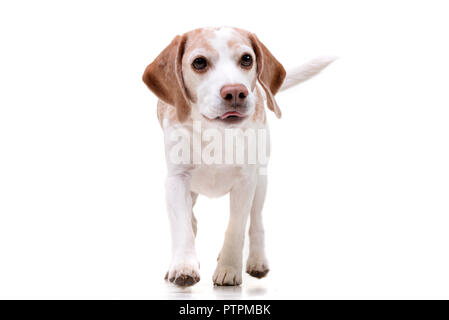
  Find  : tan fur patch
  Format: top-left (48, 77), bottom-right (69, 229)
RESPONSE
top-left (184, 28), bottom-right (216, 54)
top-left (181, 28), bottom-right (219, 102)
top-left (249, 33), bottom-right (286, 118)
top-left (157, 100), bottom-right (177, 127)
top-left (142, 34), bottom-right (190, 122)
top-left (252, 86), bottom-right (266, 123)
top-left (227, 30), bottom-right (252, 50)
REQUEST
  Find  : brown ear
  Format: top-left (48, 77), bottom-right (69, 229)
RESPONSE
top-left (249, 33), bottom-right (286, 118)
top-left (142, 34), bottom-right (190, 122)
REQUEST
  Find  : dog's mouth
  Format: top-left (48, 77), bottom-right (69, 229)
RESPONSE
top-left (219, 111), bottom-right (245, 120)
top-left (201, 111), bottom-right (248, 124)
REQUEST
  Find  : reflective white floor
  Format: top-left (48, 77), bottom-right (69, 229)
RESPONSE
top-left (160, 273), bottom-right (274, 300)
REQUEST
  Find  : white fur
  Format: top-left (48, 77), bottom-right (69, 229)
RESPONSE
top-left (160, 28), bottom-right (334, 286)
top-left (280, 56), bottom-right (337, 92)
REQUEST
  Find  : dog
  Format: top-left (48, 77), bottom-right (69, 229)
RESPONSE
top-left (142, 27), bottom-right (335, 287)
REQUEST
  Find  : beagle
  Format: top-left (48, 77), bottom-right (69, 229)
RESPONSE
top-left (142, 27), bottom-right (335, 287)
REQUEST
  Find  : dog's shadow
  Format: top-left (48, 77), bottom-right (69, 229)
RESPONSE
top-left (213, 285), bottom-right (243, 298)
top-left (245, 285), bottom-right (268, 297)
top-left (212, 284), bottom-right (267, 298)
top-left (164, 278), bottom-right (267, 299)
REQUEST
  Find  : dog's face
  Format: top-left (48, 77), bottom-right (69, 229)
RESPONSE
top-left (143, 27), bottom-right (286, 125)
top-left (181, 28), bottom-right (258, 125)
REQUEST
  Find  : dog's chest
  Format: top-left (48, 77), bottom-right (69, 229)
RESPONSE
top-left (190, 165), bottom-right (250, 198)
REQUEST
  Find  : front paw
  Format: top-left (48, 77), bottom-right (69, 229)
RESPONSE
top-left (246, 255), bottom-right (269, 279)
top-left (165, 256), bottom-right (200, 287)
top-left (213, 264), bottom-right (242, 286)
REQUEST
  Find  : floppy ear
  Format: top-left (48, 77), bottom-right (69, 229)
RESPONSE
top-left (142, 34), bottom-right (190, 122)
top-left (249, 33), bottom-right (286, 118)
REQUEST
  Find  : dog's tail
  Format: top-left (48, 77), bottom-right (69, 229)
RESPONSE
top-left (279, 56), bottom-right (337, 92)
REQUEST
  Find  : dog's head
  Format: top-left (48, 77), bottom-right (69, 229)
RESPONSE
top-left (143, 27), bottom-right (286, 125)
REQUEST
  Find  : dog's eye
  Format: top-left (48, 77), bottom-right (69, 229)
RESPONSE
top-left (240, 54), bottom-right (253, 68)
top-left (192, 57), bottom-right (208, 71)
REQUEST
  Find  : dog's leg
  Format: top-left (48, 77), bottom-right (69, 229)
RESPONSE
top-left (213, 174), bottom-right (257, 286)
top-left (165, 173), bottom-right (200, 287)
top-left (191, 192), bottom-right (198, 237)
top-left (246, 174), bottom-right (270, 278)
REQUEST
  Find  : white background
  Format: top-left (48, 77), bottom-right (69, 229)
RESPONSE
top-left (1, 0), bottom-right (448, 299)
